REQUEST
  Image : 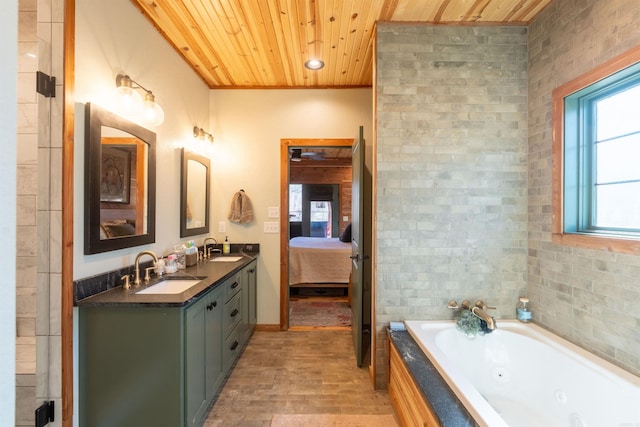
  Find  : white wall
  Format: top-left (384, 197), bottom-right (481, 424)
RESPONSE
top-left (72, 0), bottom-right (373, 328)
top-left (1, 0), bottom-right (18, 419)
top-left (209, 89), bottom-right (372, 324)
top-left (74, 0), bottom-right (210, 278)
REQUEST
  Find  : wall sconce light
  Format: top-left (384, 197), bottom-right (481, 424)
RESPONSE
top-left (193, 126), bottom-right (214, 143)
top-left (115, 74), bottom-right (165, 126)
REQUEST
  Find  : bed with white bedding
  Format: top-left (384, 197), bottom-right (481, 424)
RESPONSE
top-left (288, 236), bottom-right (352, 286)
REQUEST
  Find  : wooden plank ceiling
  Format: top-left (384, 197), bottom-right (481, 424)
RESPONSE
top-left (131, 0), bottom-right (553, 88)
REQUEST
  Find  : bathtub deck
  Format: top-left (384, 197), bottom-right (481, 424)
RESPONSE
top-left (388, 330), bottom-right (476, 426)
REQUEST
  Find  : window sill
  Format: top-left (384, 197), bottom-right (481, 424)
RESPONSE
top-left (551, 232), bottom-right (640, 255)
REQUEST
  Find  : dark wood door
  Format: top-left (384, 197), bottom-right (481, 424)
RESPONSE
top-left (351, 126), bottom-right (366, 366)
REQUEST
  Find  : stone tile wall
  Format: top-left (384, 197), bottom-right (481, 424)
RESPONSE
top-left (16, 0), bottom-right (38, 423)
top-left (528, 0), bottom-right (640, 375)
top-left (374, 24), bottom-right (529, 387)
top-left (16, 0), bottom-right (63, 424)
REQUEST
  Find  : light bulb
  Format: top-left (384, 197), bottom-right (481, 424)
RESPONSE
top-left (115, 74), bottom-right (142, 116)
top-left (142, 92), bottom-right (164, 126)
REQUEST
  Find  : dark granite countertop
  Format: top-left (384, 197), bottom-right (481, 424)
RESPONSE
top-left (75, 252), bottom-right (258, 308)
top-left (389, 330), bottom-right (477, 427)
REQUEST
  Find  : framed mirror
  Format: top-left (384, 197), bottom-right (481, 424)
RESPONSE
top-left (180, 148), bottom-right (210, 237)
top-left (84, 102), bottom-right (156, 254)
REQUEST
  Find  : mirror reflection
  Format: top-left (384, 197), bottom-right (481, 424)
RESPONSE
top-left (99, 134), bottom-right (148, 239)
top-left (180, 148), bottom-right (210, 237)
top-left (85, 103), bottom-right (156, 254)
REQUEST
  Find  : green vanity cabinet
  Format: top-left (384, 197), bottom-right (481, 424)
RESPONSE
top-left (185, 284), bottom-right (224, 427)
top-left (79, 305), bottom-right (185, 427)
top-left (78, 258), bottom-right (258, 427)
top-left (79, 285), bottom-right (225, 427)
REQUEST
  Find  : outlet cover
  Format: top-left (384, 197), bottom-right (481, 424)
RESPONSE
top-left (218, 221), bottom-right (226, 233)
top-left (268, 207), bottom-right (280, 218)
top-left (264, 222), bottom-right (279, 233)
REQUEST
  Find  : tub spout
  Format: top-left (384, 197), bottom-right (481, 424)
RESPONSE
top-left (471, 306), bottom-right (496, 330)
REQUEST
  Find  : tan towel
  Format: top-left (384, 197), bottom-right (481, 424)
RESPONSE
top-left (227, 190), bottom-right (255, 223)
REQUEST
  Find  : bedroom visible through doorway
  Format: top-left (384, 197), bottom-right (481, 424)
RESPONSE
top-left (281, 140), bottom-right (354, 331)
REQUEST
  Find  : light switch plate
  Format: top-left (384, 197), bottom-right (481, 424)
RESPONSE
top-left (268, 207), bottom-right (280, 218)
top-left (264, 222), bottom-right (279, 233)
top-left (218, 221), bottom-right (226, 233)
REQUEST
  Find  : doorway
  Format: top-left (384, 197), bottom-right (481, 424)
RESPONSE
top-left (279, 139), bottom-right (354, 331)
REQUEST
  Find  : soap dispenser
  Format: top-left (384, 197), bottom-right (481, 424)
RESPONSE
top-left (223, 236), bottom-right (231, 254)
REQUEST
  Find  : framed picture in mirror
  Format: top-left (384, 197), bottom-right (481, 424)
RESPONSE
top-left (100, 145), bottom-right (131, 203)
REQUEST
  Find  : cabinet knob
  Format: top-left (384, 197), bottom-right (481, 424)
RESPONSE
top-left (206, 301), bottom-right (217, 310)
top-left (231, 281), bottom-right (239, 289)
top-left (230, 341), bottom-right (239, 350)
top-left (230, 308), bottom-right (239, 317)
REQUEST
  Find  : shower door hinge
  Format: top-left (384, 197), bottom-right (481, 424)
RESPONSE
top-left (36, 71), bottom-right (56, 98)
top-left (35, 400), bottom-right (55, 427)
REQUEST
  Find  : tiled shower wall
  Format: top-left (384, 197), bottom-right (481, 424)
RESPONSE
top-left (374, 24), bottom-right (529, 387)
top-left (527, 0), bottom-right (640, 376)
top-left (16, 0), bottom-right (38, 423)
top-left (16, 0), bottom-right (63, 424)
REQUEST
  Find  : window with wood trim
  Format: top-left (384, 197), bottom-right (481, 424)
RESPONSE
top-left (552, 46), bottom-right (640, 254)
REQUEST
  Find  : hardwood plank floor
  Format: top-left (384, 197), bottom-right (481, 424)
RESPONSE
top-left (205, 330), bottom-right (395, 426)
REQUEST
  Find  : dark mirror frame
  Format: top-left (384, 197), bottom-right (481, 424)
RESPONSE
top-left (180, 148), bottom-right (210, 237)
top-left (84, 102), bottom-right (156, 254)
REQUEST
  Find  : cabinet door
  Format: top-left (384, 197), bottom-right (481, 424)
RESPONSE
top-left (248, 262), bottom-right (257, 328)
top-left (205, 285), bottom-right (224, 400)
top-left (185, 296), bottom-right (207, 427)
top-left (246, 261), bottom-right (257, 332)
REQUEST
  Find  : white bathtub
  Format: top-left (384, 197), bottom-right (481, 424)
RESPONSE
top-left (404, 320), bottom-right (640, 427)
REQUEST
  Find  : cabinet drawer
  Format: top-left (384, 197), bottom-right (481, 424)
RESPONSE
top-left (223, 325), bottom-right (242, 372)
top-left (223, 291), bottom-right (242, 337)
top-left (224, 273), bottom-right (242, 302)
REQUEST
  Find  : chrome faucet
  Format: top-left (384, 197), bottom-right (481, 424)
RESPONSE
top-left (203, 237), bottom-right (217, 259)
top-left (471, 300), bottom-right (496, 330)
top-left (134, 250), bottom-right (159, 286)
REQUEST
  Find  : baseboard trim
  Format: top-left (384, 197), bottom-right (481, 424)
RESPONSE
top-left (254, 324), bottom-right (281, 332)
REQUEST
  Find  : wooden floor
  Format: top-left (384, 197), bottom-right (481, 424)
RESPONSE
top-left (204, 330), bottom-right (395, 426)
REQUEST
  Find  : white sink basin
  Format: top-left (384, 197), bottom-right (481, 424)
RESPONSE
top-left (136, 279), bottom-right (202, 295)
top-left (209, 256), bottom-right (243, 262)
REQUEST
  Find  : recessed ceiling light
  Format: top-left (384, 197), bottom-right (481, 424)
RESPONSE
top-left (304, 59), bottom-right (325, 70)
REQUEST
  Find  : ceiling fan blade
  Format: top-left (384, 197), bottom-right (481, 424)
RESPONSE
top-left (300, 151), bottom-right (327, 160)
